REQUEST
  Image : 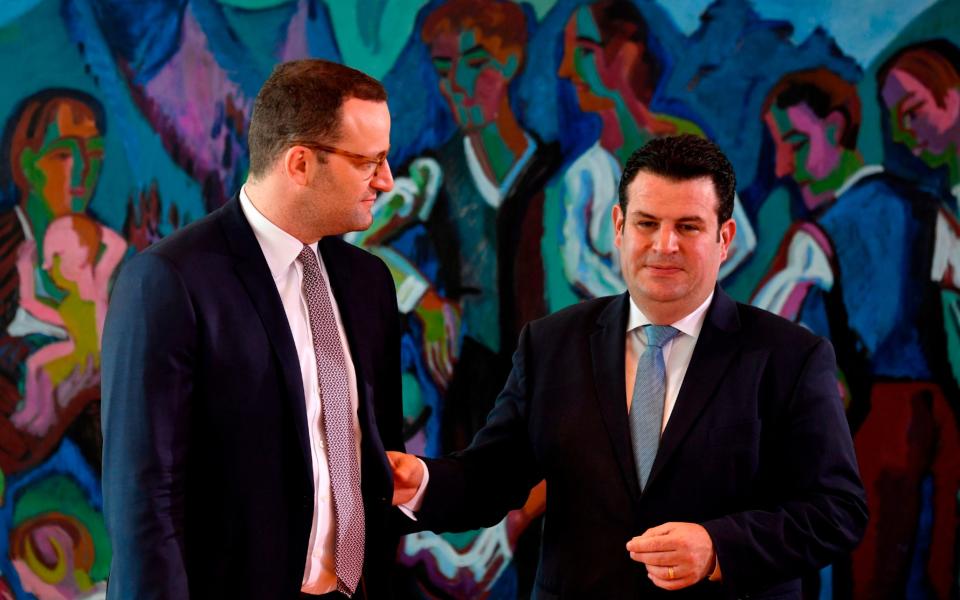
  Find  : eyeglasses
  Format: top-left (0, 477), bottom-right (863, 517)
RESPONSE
top-left (291, 141), bottom-right (388, 179)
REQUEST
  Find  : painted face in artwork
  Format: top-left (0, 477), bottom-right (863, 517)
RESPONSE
top-left (764, 102), bottom-right (847, 209)
top-left (18, 101), bottom-right (104, 229)
top-left (558, 5), bottom-right (638, 113)
top-left (881, 66), bottom-right (960, 169)
top-left (429, 28), bottom-right (519, 131)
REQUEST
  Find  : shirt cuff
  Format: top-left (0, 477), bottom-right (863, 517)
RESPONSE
top-left (397, 457), bottom-right (429, 520)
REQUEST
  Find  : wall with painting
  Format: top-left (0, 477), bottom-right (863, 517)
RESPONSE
top-left (0, 0), bottom-right (957, 598)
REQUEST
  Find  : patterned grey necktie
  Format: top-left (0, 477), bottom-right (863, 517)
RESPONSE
top-left (630, 324), bottom-right (681, 492)
top-left (297, 246), bottom-right (364, 596)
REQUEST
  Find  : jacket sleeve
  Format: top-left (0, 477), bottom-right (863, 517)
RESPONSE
top-left (414, 324), bottom-right (542, 532)
top-left (702, 338), bottom-right (868, 598)
top-left (101, 252), bottom-right (196, 600)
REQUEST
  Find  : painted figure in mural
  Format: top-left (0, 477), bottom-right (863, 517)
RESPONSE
top-left (350, 1), bottom-right (561, 595)
top-left (861, 40), bottom-right (960, 600)
top-left (13, 214), bottom-right (125, 437)
top-left (419, 0), bottom-right (561, 448)
top-left (390, 135), bottom-right (867, 598)
top-left (102, 59), bottom-right (408, 599)
top-left (545, 0), bottom-right (754, 313)
top-left (0, 89), bottom-right (120, 475)
top-left (751, 68), bottom-right (877, 400)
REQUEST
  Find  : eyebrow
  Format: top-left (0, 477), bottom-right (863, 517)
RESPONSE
top-left (576, 35), bottom-right (600, 45)
top-left (631, 211), bottom-right (706, 224)
top-left (462, 45), bottom-right (488, 57)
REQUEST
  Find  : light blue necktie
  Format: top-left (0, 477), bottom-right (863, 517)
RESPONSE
top-left (630, 324), bottom-right (680, 492)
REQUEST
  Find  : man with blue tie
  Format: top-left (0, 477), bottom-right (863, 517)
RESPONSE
top-left (102, 59), bottom-right (410, 599)
top-left (390, 134), bottom-right (867, 598)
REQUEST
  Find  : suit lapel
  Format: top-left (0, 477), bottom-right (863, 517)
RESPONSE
top-left (590, 293), bottom-right (642, 499)
top-left (646, 287), bottom-right (742, 490)
top-left (220, 198), bottom-right (313, 481)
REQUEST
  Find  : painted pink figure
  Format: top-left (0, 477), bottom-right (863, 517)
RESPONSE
top-left (879, 41), bottom-right (960, 183)
top-left (13, 214), bottom-right (125, 436)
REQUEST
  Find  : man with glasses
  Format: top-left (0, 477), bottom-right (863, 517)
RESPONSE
top-left (102, 59), bottom-right (410, 599)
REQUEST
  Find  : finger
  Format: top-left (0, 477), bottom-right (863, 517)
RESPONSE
top-left (640, 522), bottom-right (676, 537)
top-left (646, 564), bottom-right (681, 581)
top-left (629, 550), bottom-right (680, 566)
top-left (647, 571), bottom-right (694, 591)
top-left (386, 450), bottom-right (403, 469)
top-left (627, 535), bottom-right (673, 553)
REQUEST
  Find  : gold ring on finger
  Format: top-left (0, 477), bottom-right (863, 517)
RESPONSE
top-left (668, 566), bottom-right (675, 580)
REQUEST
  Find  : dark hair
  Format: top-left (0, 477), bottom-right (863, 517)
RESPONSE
top-left (247, 59), bottom-right (387, 177)
top-left (1, 89), bottom-right (105, 198)
top-left (422, 0), bottom-right (528, 67)
top-left (763, 68), bottom-right (861, 150)
top-left (878, 39), bottom-right (960, 109)
top-left (618, 134), bottom-right (736, 226)
top-left (589, 0), bottom-right (662, 104)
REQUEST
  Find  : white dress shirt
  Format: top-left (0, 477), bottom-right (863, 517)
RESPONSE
top-left (625, 293), bottom-right (713, 432)
top-left (239, 188), bottom-right (361, 594)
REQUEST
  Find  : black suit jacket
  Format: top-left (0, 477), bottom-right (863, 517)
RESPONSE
top-left (416, 288), bottom-right (867, 599)
top-left (101, 198), bottom-right (405, 599)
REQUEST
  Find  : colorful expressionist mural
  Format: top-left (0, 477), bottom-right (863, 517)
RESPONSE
top-left (0, 0), bottom-right (957, 598)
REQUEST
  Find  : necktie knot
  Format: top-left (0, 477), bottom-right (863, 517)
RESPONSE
top-left (644, 324), bottom-right (680, 349)
top-left (297, 245), bottom-right (316, 267)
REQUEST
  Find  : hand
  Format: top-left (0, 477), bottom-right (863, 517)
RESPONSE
top-left (414, 290), bottom-right (461, 389)
top-left (626, 522), bottom-right (716, 590)
top-left (386, 450), bottom-right (424, 506)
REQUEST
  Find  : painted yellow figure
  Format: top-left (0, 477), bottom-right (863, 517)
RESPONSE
top-left (13, 214), bottom-right (125, 436)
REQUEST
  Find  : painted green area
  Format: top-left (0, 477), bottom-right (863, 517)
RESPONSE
top-left (325, 0), bottom-right (430, 79)
top-left (724, 186), bottom-right (793, 303)
top-left (442, 528), bottom-right (487, 550)
top-left (944, 291), bottom-right (960, 388)
top-left (542, 183), bottom-right (581, 312)
top-left (13, 474), bottom-right (111, 581)
top-left (402, 371), bottom-right (426, 420)
top-left (527, 0), bottom-right (559, 20)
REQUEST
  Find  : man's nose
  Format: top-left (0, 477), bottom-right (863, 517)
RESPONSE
top-left (652, 226), bottom-right (679, 253)
top-left (775, 146), bottom-right (794, 179)
top-left (372, 159), bottom-right (394, 192)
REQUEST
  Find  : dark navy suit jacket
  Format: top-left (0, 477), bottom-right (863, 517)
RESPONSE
top-left (101, 198), bottom-right (404, 599)
top-left (415, 287), bottom-right (867, 599)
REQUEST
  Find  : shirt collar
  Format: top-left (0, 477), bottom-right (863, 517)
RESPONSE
top-left (626, 291), bottom-right (714, 340)
top-left (239, 186), bottom-right (317, 281)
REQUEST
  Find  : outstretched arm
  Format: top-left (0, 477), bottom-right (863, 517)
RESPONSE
top-left (16, 240), bottom-right (63, 326)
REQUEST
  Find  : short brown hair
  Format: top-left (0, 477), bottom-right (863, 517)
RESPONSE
top-left (878, 40), bottom-right (960, 109)
top-left (247, 59), bottom-right (387, 177)
top-left (421, 0), bottom-right (527, 67)
top-left (588, 0), bottom-right (661, 105)
top-left (763, 68), bottom-right (861, 150)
